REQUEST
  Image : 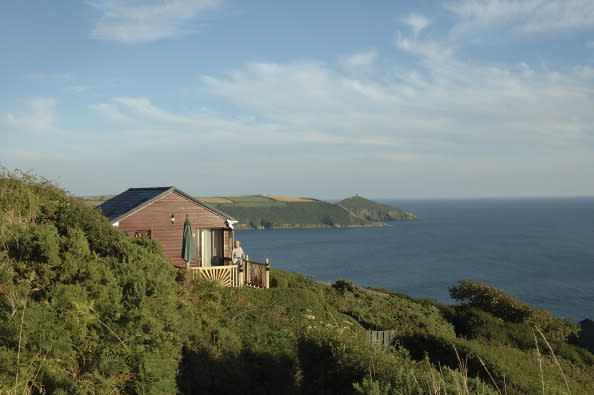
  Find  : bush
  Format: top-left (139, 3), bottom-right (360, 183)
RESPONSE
top-left (399, 333), bottom-right (588, 394)
top-left (0, 170), bottom-right (183, 392)
top-left (270, 269), bottom-right (318, 290)
top-left (450, 280), bottom-right (579, 341)
top-left (333, 279), bottom-right (358, 294)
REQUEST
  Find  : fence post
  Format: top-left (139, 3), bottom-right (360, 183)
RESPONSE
top-left (265, 258), bottom-right (270, 289)
top-left (244, 255), bottom-right (249, 286)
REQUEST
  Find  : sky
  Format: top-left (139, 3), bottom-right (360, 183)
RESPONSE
top-left (1, 0), bottom-right (594, 199)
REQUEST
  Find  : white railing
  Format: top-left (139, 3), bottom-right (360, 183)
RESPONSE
top-left (189, 265), bottom-right (240, 287)
top-left (188, 257), bottom-right (270, 288)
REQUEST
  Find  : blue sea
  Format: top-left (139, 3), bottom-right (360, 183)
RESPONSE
top-left (236, 198), bottom-right (594, 322)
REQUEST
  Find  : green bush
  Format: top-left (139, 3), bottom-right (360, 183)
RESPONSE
top-left (399, 333), bottom-right (589, 394)
top-left (450, 280), bottom-right (579, 341)
top-left (326, 286), bottom-right (456, 339)
top-left (270, 269), bottom-right (318, 290)
top-left (0, 170), bottom-right (183, 392)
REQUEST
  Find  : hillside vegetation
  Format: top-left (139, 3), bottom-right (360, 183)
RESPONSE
top-left (203, 195), bottom-right (377, 229)
top-left (338, 195), bottom-right (418, 221)
top-left (3, 170), bottom-right (593, 393)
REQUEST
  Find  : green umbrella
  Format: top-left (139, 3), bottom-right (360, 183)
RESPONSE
top-left (182, 215), bottom-right (196, 264)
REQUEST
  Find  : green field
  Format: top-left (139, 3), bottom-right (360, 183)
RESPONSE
top-left (79, 194), bottom-right (415, 229)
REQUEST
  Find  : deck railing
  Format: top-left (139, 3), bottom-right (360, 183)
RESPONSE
top-left (188, 264), bottom-right (241, 287)
top-left (188, 256), bottom-right (269, 288)
top-left (244, 258), bottom-right (270, 289)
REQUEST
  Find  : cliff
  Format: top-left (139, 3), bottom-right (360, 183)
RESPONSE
top-left (338, 195), bottom-right (418, 221)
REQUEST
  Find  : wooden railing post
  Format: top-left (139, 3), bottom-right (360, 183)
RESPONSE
top-left (265, 258), bottom-right (270, 289)
top-left (244, 255), bottom-right (249, 287)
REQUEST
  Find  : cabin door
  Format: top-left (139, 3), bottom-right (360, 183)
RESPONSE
top-left (201, 230), bottom-right (212, 267)
top-left (212, 229), bottom-right (223, 266)
top-left (201, 229), bottom-right (224, 266)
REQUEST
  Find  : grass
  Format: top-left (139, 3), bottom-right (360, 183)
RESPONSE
top-left (265, 196), bottom-right (318, 203)
top-left (196, 197), bottom-right (234, 204)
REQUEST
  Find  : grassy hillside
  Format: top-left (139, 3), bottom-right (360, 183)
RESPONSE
top-left (202, 195), bottom-right (377, 229)
top-left (338, 195), bottom-right (418, 221)
top-left (10, 173), bottom-right (590, 393)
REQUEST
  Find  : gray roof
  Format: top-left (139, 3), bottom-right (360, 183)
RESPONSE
top-left (97, 186), bottom-right (236, 223)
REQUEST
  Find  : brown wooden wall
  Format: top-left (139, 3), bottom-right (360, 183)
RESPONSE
top-left (116, 191), bottom-right (233, 267)
top-left (224, 230), bottom-right (233, 258)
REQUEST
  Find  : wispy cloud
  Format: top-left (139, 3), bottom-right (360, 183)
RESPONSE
top-left (401, 13), bottom-right (432, 37)
top-left (89, 0), bottom-right (222, 43)
top-left (447, 0), bottom-right (594, 38)
top-left (88, 103), bottom-right (133, 123)
top-left (199, 35), bottom-right (594, 154)
top-left (340, 50), bottom-right (378, 68)
top-left (4, 99), bottom-right (61, 134)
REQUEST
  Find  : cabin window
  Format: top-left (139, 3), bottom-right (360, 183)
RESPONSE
top-left (134, 230), bottom-right (152, 239)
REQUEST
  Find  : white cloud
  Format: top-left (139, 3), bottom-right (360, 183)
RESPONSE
top-left (90, 96), bottom-right (406, 150)
top-left (198, 36), bottom-right (594, 156)
top-left (395, 33), bottom-right (454, 63)
top-left (89, 0), bottom-right (222, 43)
top-left (89, 103), bottom-right (133, 123)
top-left (112, 97), bottom-right (186, 122)
top-left (4, 99), bottom-right (60, 134)
top-left (447, 0), bottom-right (594, 38)
top-left (339, 50), bottom-right (378, 69)
top-left (401, 13), bottom-right (431, 37)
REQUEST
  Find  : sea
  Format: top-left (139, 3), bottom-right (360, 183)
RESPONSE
top-left (236, 197), bottom-right (594, 323)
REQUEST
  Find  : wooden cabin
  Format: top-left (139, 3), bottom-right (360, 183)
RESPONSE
top-left (97, 186), bottom-right (269, 287)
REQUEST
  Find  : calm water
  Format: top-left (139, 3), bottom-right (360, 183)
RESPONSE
top-left (237, 198), bottom-right (594, 322)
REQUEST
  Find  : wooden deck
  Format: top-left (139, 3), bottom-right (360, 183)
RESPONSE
top-left (187, 257), bottom-right (270, 288)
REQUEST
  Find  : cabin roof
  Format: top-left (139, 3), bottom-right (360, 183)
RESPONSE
top-left (97, 186), bottom-right (236, 223)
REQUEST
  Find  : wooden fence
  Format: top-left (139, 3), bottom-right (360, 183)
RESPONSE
top-left (367, 330), bottom-right (397, 350)
top-left (245, 258), bottom-right (270, 288)
top-left (188, 265), bottom-right (241, 287)
top-left (188, 256), bottom-right (270, 288)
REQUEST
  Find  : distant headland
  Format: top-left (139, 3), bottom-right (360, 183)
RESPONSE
top-left (78, 194), bottom-right (418, 229)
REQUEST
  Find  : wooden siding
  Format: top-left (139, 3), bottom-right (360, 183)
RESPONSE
top-left (224, 230), bottom-right (233, 258)
top-left (117, 191), bottom-right (231, 267)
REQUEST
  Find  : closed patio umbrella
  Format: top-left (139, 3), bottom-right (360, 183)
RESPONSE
top-left (182, 215), bottom-right (196, 265)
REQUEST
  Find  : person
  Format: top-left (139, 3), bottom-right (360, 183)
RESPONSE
top-left (232, 240), bottom-right (245, 265)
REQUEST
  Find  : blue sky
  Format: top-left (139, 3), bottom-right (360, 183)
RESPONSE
top-left (1, 0), bottom-right (593, 199)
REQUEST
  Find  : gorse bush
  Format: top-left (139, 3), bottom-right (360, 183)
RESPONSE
top-left (1, 169), bottom-right (183, 393)
top-left (450, 279), bottom-right (579, 341)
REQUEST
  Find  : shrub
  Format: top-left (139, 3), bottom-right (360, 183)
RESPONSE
top-left (270, 269), bottom-right (318, 290)
top-left (0, 170), bottom-right (183, 392)
top-left (399, 333), bottom-right (588, 394)
top-left (450, 280), bottom-right (579, 341)
top-left (333, 279), bottom-right (358, 294)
